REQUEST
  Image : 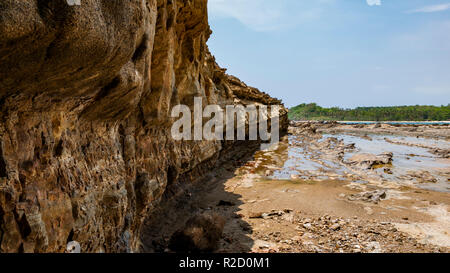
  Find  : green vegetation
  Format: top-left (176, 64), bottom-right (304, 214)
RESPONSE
top-left (288, 103), bottom-right (450, 121)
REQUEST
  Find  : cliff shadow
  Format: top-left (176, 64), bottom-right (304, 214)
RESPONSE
top-left (139, 141), bottom-right (263, 253)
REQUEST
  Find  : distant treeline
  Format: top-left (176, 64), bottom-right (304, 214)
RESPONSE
top-left (288, 103), bottom-right (450, 121)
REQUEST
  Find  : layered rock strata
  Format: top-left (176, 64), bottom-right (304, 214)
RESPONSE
top-left (0, 0), bottom-right (287, 252)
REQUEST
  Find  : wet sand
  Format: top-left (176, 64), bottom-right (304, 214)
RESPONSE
top-left (141, 122), bottom-right (450, 253)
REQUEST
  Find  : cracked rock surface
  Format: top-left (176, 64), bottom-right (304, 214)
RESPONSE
top-left (0, 0), bottom-right (287, 253)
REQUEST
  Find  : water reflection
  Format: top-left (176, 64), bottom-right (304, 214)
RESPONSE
top-left (239, 133), bottom-right (450, 193)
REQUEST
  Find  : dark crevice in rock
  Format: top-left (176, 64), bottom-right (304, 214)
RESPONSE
top-left (33, 147), bottom-right (41, 161)
top-left (132, 34), bottom-right (148, 63)
top-left (0, 96), bottom-right (5, 111)
top-left (18, 173), bottom-right (27, 202)
top-left (0, 206), bottom-right (4, 247)
top-left (54, 139), bottom-right (64, 157)
top-left (166, 13), bottom-right (174, 30)
top-left (20, 161), bottom-right (34, 172)
top-left (0, 144), bottom-right (6, 178)
top-left (66, 229), bottom-right (74, 244)
top-left (95, 77), bottom-right (121, 100)
top-left (39, 1), bottom-right (68, 61)
top-left (40, 132), bottom-right (46, 147)
top-left (36, 0), bottom-right (54, 21)
top-left (18, 243), bottom-right (24, 253)
top-left (15, 212), bottom-right (31, 240)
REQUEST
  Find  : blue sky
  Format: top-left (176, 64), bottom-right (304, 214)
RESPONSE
top-left (207, 0), bottom-right (450, 108)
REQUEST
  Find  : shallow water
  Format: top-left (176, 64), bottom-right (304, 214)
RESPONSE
top-left (338, 121), bottom-right (450, 125)
top-left (251, 133), bottom-right (450, 193)
top-left (340, 134), bottom-right (449, 192)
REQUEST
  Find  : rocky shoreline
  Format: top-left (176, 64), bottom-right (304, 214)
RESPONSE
top-left (140, 122), bottom-right (450, 253)
top-left (0, 1), bottom-right (448, 254)
top-left (296, 120), bottom-right (450, 140)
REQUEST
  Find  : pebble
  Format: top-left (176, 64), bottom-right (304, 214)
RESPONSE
top-left (303, 223), bottom-right (313, 230)
top-left (330, 224), bottom-right (341, 231)
top-left (364, 207), bottom-right (374, 215)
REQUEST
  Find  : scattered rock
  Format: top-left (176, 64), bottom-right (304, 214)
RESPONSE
top-left (252, 240), bottom-right (279, 252)
top-left (430, 148), bottom-right (450, 158)
top-left (347, 190), bottom-right (387, 203)
top-left (330, 224), bottom-right (341, 231)
top-left (366, 241), bottom-right (383, 253)
top-left (66, 241), bottom-right (81, 253)
top-left (248, 212), bottom-right (264, 219)
top-left (347, 152), bottom-right (393, 169)
top-left (407, 171), bottom-right (438, 183)
top-left (364, 207), bottom-right (374, 215)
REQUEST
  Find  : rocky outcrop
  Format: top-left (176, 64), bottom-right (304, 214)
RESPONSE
top-left (347, 152), bottom-right (393, 169)
top-left (0, 0), bottom-right (287, 253)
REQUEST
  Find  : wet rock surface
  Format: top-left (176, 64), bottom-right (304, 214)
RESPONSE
top-left (346, 190), bottom-right (387, 204)
top-left (0, 0), bottom-right (287, 253)
top-left (139, 157), bottom-right (449, 253)
top-left (0, 0), bottom-right (447, 254)
top-left (280, 122), bottom-right (450, 192)
top-left (140, 122), bottom-right (449, 253)
top-left (347, 152), bottom-right (393, 169)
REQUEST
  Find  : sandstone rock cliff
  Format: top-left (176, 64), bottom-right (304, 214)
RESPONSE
top-left (0, 0), bottom-right (287, 252)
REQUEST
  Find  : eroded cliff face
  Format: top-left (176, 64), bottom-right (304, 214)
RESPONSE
top-left (0, 0), bottom-right (287, 253)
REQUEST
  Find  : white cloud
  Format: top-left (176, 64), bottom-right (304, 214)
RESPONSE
top-left (209, 0), bottom-right (284, 31)
top-left (366, 0), bottom-right (381, 6)
top-left (209, 1), bottom-right (383, 31)
top-left (208, 0), bottom-right (332, 31)
top-left (406, 3), bottom-right (450, 13)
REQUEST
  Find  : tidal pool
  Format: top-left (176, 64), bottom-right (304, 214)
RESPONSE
top-left (250, 133), bottom-right (450, 193)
